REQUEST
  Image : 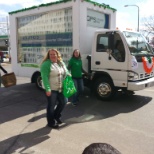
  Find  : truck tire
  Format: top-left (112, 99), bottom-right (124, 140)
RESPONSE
top-left (33, 73), bottom-right (43, 90)
top-left (94, 77), bottom-right (115, 101)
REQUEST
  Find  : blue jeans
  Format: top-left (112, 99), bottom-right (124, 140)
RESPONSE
top-left (46, 91), bottom-right (67, 125)
top-left (72, 78), bottom-right (84, 104)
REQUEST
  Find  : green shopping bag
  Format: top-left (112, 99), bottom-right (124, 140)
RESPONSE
top-left (63, 76), bottom-right (77, 98)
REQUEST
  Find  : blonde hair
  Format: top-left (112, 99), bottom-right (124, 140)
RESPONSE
top-left (41, 48), bottom-right (62, 64)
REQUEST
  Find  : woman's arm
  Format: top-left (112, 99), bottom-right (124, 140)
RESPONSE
top-left (40, 60), bottom-right (51, 92)
top-left (0, 65), bottom-right (7, 74)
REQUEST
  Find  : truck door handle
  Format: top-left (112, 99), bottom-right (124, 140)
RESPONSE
top-left (95, 61), bottom-right (100, 65)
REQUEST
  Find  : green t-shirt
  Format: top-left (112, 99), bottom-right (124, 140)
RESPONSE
top-left (68, 57), bottom-right (82, 78)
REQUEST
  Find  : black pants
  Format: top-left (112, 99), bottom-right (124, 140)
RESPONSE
top-left (46, 91), bottom-right (67, 125)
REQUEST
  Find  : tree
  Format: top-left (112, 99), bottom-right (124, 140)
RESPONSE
top-left (141, 15), bottom-right (154, 41)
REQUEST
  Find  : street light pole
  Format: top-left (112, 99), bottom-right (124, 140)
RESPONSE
top-left (124, 5), bottom-right (139, 32)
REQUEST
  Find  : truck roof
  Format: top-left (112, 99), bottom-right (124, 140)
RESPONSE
top-left (95, 29), bottom-right (139, 33)
top-left (9, 0), bottom-right (116, 15)
top-left (95, 29), bottom-right (119, 33)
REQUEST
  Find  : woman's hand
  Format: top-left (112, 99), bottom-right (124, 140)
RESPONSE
top-left (46, 91), bottom-right (51, 96)
top-left (67, 73), bottom-right (72, 77)
top-left (85, 72), bottom-right (89, 77)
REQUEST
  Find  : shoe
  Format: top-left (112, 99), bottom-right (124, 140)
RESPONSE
top-left (47, 123), bottom-right (59, 129)
top-left (55, 118), bottom-right (63, 124)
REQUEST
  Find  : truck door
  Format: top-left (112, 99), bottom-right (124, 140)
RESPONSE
top-left (91, 32), bottom-right (128, 86)
top-left (92, 32), bottom-right (127, 70)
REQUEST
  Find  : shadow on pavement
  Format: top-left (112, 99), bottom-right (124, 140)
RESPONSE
top-left (0, 126), bottom-right (51, 154)
top-left (0, 83), bottom-right (46, 124)
top-left (0, 83), bottom-right (152, 153)
top-left (62, 89), bottom-right (152, 125)
top-left (0, 84), bottom-right (152, 126)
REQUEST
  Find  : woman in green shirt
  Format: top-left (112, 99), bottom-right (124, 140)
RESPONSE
top-left (68, 49), bottom-right (88, 106)
top-left (40, 49), bottom-right (69, 129)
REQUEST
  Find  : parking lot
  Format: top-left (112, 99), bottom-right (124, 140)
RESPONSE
top-left (0, 63), bottom-right (154, 154)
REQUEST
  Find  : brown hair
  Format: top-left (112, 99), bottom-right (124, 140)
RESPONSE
top-left (41, 48), bottom-right (63, 64)
top-left (72, 49), bottom-right (81, 58)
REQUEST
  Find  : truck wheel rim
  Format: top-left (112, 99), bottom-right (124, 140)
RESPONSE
top-left (97, 83), bottom-right (111, 97)
top-left (37, 76), bottom-right (42, 88)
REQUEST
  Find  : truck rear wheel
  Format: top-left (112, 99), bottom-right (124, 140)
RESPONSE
top-left (33, 73), bottom-right (43, 90)
top-left (94, 77), bottom-right (115, 101)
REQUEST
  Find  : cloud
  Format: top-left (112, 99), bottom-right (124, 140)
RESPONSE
top-left (138, 0), bottom-right (154, 17)
top-left (0, 0), bottom-right (56, 7)
top-left (116, 12), bottom-right (136, 30)
top-left (0, 0), bottom-right (57, 17)
top-left (116, 0), bottom-right (154, 30)
top-left (0, 10), bottom-right (8, 16)
top-left (19, 0), bottom-right (57, 8)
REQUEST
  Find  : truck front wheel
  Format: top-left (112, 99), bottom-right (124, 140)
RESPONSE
top-left (94, 77), bottom-right (115, 101)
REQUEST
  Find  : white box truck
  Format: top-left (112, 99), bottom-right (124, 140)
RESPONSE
top-left (9, 0), bottom-right (154, 100)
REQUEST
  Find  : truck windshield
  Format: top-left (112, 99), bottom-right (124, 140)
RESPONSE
top-left (123, 31), bottom-right (154, 56)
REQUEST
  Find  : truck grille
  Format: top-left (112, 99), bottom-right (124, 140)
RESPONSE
top-left (140, 72), bottom-right (153, 79)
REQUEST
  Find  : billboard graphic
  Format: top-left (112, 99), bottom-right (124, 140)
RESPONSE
top-left (87, 9), bottom-right (109, 28)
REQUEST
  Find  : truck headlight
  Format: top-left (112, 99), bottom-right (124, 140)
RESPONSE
top-left (128, 71), bottom-right (139, 81)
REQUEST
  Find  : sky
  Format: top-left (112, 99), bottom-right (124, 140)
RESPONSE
top-left (0, 0), bottom-right (154, 32)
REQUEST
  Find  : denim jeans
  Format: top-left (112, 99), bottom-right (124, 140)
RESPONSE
top-left (46, 91), bottom-right (67, 125)
top-left (72, 78), bottom-right (84, 104)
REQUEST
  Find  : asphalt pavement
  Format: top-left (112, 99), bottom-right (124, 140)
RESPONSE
top-left (0, 63), bottom-right (97, 154)
top-left (1, 63), bottom-right (154, 154)
top-left (0, 79), bottom-right (101, 154)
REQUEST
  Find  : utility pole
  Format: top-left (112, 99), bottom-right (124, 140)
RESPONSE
top-left (124, 5), bottom-right (139, 32)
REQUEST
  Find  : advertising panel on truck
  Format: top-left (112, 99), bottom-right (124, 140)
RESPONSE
top-left (17, 8), bottom-right (73, 67)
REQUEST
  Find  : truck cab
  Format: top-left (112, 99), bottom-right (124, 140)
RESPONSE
top-left (87, 30), bottom-right (154, 100)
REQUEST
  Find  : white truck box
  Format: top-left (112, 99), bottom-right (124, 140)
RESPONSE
top-left (9, 0), bottom-right (116, 76)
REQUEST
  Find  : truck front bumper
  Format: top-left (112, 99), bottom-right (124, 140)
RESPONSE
top-left (128, 77), bottom-right (154, 91)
